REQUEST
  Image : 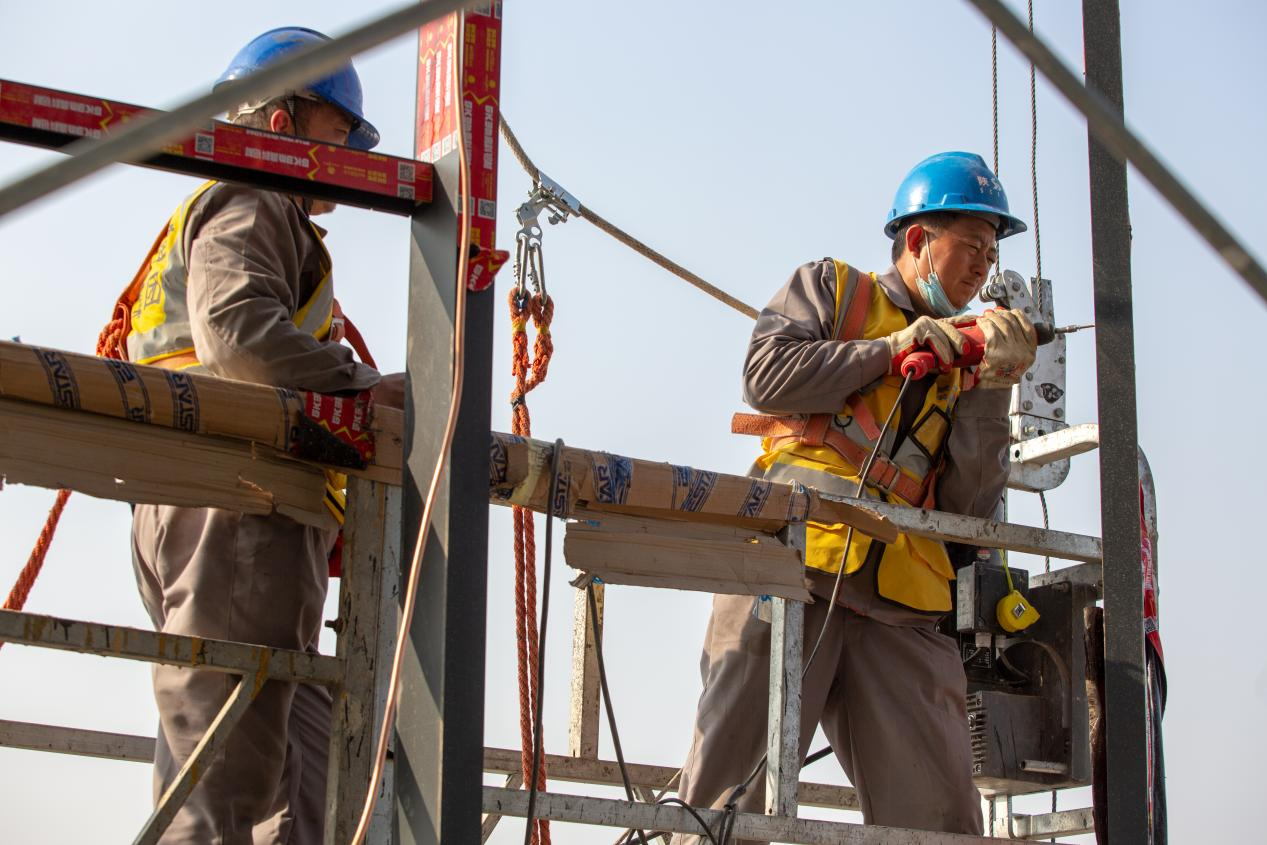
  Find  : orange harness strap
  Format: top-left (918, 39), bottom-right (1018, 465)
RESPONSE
top-left (731, 412), bottom-right (930, 506)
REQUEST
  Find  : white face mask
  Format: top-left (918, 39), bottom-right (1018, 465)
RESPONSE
top-left (914, 232), bottom-right (969, 318)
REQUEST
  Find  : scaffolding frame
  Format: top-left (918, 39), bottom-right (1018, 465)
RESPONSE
top-left (5, 0), bottom-right (1257, 842)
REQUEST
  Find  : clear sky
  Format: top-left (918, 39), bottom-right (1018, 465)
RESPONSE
top-left (1, 1), bottom-right (1264, 842)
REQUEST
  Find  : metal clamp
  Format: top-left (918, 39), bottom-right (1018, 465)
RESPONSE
top-left (981, 269), bottom-right (1071, 492)
top-left (512, 171), bottom-right (580, 301)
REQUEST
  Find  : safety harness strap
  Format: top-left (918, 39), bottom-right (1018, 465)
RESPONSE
top-left (730, 412), bottom-right (929, 506)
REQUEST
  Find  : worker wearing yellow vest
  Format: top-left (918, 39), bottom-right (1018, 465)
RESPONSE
top-left (673, 152), bottom-right (1037, 841)
top-left (124, 29), bottom-right (401, 845)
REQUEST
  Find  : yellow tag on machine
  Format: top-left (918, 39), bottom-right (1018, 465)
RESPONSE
top-left (996, 555), bottom-right (1040, 632)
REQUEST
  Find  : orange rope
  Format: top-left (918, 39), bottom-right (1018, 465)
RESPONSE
top-left (509, 287), bottom-right (554, 845)
top-left (0, 313), bottom-right (128, 635)
top-left (1, 489), bottom-right (71, 621)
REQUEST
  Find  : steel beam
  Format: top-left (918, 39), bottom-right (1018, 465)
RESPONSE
top-left (0, 719), bottom-right (154, 763)
top-left (817, 494), bottom-right (1103, 562)
top-left (963, 0), bottom-right (1267, 303)
top-left (480, 772), bottom-right (523, 844)
top-left (394, 7), bottom-right (502, 843)
top-left (0, 80), bottom-right (432, 215)
top-left (482, 787), bottom-right (1012, 845)
top-left (1081, 3), bottom-right (1150, 841)
top-left (0, 609), bottom-right (342, 685)
top-left (1011, 807), bottom-right (1095, 839)
top-left (0, 723), bottom-right (864, 815)
top-left (0, 0), bottom-right (477, 220)
top-left (483, 746), bottom-right (858, 811)
top-left (1009, 423), bottom-right (1101, 467)
top-left (132, 677), bottom-right (257, 845)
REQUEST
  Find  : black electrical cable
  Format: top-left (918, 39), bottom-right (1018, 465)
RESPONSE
top-left (654, 798), bottom-right (719, 845)
top-left (715, 373), bottom-right (915, 844)
top-left (802, 745), bottom-right (833, 769)
top-left (523, 438), bottom-right (565, 845)
top-left (586, 580), bottom-right (650, 845)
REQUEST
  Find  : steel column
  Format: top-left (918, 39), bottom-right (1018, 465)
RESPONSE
top-left (394, 7), bottom-right (502, 843)
top-left (1082, 1), bottom-right (1149, 841)
top-left (325, 479), bottom-right (402, 845)
top-left (766, 522), bottom-right (807, 818)
top-left (568, 581), bottom-right (605, 758)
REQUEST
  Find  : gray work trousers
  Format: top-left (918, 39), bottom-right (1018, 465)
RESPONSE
top-left (672, 593), bottom-right (982, 844)
top-left (132, 504), bottom-right (335, 845)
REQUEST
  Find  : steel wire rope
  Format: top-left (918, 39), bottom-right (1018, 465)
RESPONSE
top-left (968, 0), bottom-right (1267, 301)
top-left (347, 33), bottom-right (473, 845)
top-left (1023, 3), bottom-right (1055, 824)
top-left (716, 373), bottom-right (916, 845)
top-left (1027, 0), bottom-right (1042, 283)
top-left (498, 115), bottom-right (760, 319)
top-left (991, 24), bottom-right (1002, 274)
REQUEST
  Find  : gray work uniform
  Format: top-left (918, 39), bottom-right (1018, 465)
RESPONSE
top-left (130, 184), bottom-right (379, 845)
top-left (672, 262), bottom-right (1010, 842)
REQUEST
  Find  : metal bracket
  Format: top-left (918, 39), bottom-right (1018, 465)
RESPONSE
top-left (982, 269), bottom-right (1071, 491)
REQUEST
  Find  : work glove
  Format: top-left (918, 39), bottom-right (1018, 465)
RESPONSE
top-left (975, 308), bottom-right (1037, 389)
top-left (884, 316), bottom-right (969, 375)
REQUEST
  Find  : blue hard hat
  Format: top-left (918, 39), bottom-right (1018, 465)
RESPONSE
top-left (884, 151), bottom-right (1026, 240)
top-left (215, 27), bottom-right (380, 150)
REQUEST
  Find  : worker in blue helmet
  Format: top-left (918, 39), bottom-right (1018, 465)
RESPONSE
top-left (217, 26), bottom-right (380, 151)
top-left (125, 28), bottom-right (402, 845)
top-left (672, 154), bottom-right (1037, 842)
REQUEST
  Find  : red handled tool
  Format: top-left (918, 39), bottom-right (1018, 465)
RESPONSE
top-left (896, 320), bottom-right (1093, 379)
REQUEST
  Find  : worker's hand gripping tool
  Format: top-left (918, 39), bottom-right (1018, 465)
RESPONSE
top-left (893, 319), bottom-right (1089, 380)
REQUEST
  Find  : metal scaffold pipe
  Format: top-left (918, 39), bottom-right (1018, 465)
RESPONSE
top-left (0, 0), bottom-right (478, 221)
top-left (964, 0), bottom-right (1267, 306)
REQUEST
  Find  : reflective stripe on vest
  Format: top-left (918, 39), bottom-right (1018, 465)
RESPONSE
top-left (127, 182), bottom-right (344, 524)
top-left (126, 182), bottom-right (335, 367)
top-left (751, 260), bottom-right (962, 612)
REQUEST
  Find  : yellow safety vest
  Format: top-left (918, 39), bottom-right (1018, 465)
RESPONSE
top-left (123, 181), bottom-right (346, 524)
top-left (753, 261), bottom-right (963, 612)
top-left (127, 182), bottom-right (336, 368)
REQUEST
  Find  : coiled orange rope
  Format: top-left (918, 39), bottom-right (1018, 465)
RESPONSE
top-left (509, 287), bottom-right (554, 845)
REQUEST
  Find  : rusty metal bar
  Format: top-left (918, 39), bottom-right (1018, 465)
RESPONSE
top-left (0, 609), bottom-right (342, 685)
top-left (482, 747), bottom-right (858, 811)
top-left (482, 786), bottom-right (1013, 844)
top-left (0, 719), bottom-right (153, 762)
top-left (818, 494), bottom-right (1103, 562)
top-left (324, 479), bottom-right (401, 844)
